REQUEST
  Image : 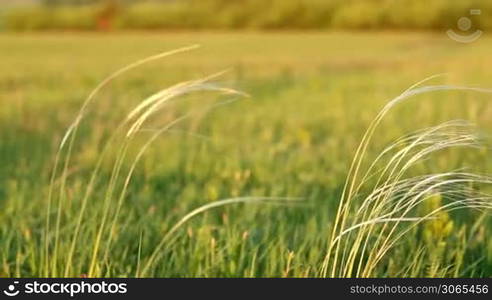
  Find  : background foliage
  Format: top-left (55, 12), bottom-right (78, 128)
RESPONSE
top-left (1, 0), bottom-right (491, 31)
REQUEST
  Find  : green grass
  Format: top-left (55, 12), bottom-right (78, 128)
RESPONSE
top-left (1, 32), bottom-right (492, 277)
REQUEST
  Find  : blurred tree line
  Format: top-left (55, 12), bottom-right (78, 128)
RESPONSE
top-left (1, 0), bottom-right (490, 31)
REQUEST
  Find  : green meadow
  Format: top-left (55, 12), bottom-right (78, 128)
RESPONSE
top-left (1, 32), bottom-right (492, 277)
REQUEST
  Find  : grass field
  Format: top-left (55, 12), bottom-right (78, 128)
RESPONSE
top-left (1, 32), bottom-right (492, 277)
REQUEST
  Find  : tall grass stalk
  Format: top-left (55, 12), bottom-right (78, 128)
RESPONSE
top-left (46, 47), bottom-right (297, 277)
top-left (46, 45), bottom-right (202, 277)
top-left (322, 80), bottom-right (492, 277)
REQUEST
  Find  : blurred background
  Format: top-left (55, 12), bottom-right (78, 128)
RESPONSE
top-left (0, 0), bottom-right (490, 31)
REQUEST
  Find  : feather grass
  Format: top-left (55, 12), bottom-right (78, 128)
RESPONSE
top-left (45, 47), bottom-right (297, 277)
top-left (322, 78), bottom-right (492, 277)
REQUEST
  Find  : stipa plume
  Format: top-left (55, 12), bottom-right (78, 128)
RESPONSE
top-left (44, 46), bottom-right (300, 277)
top-left (322, 80), bottom-right (492, 277)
